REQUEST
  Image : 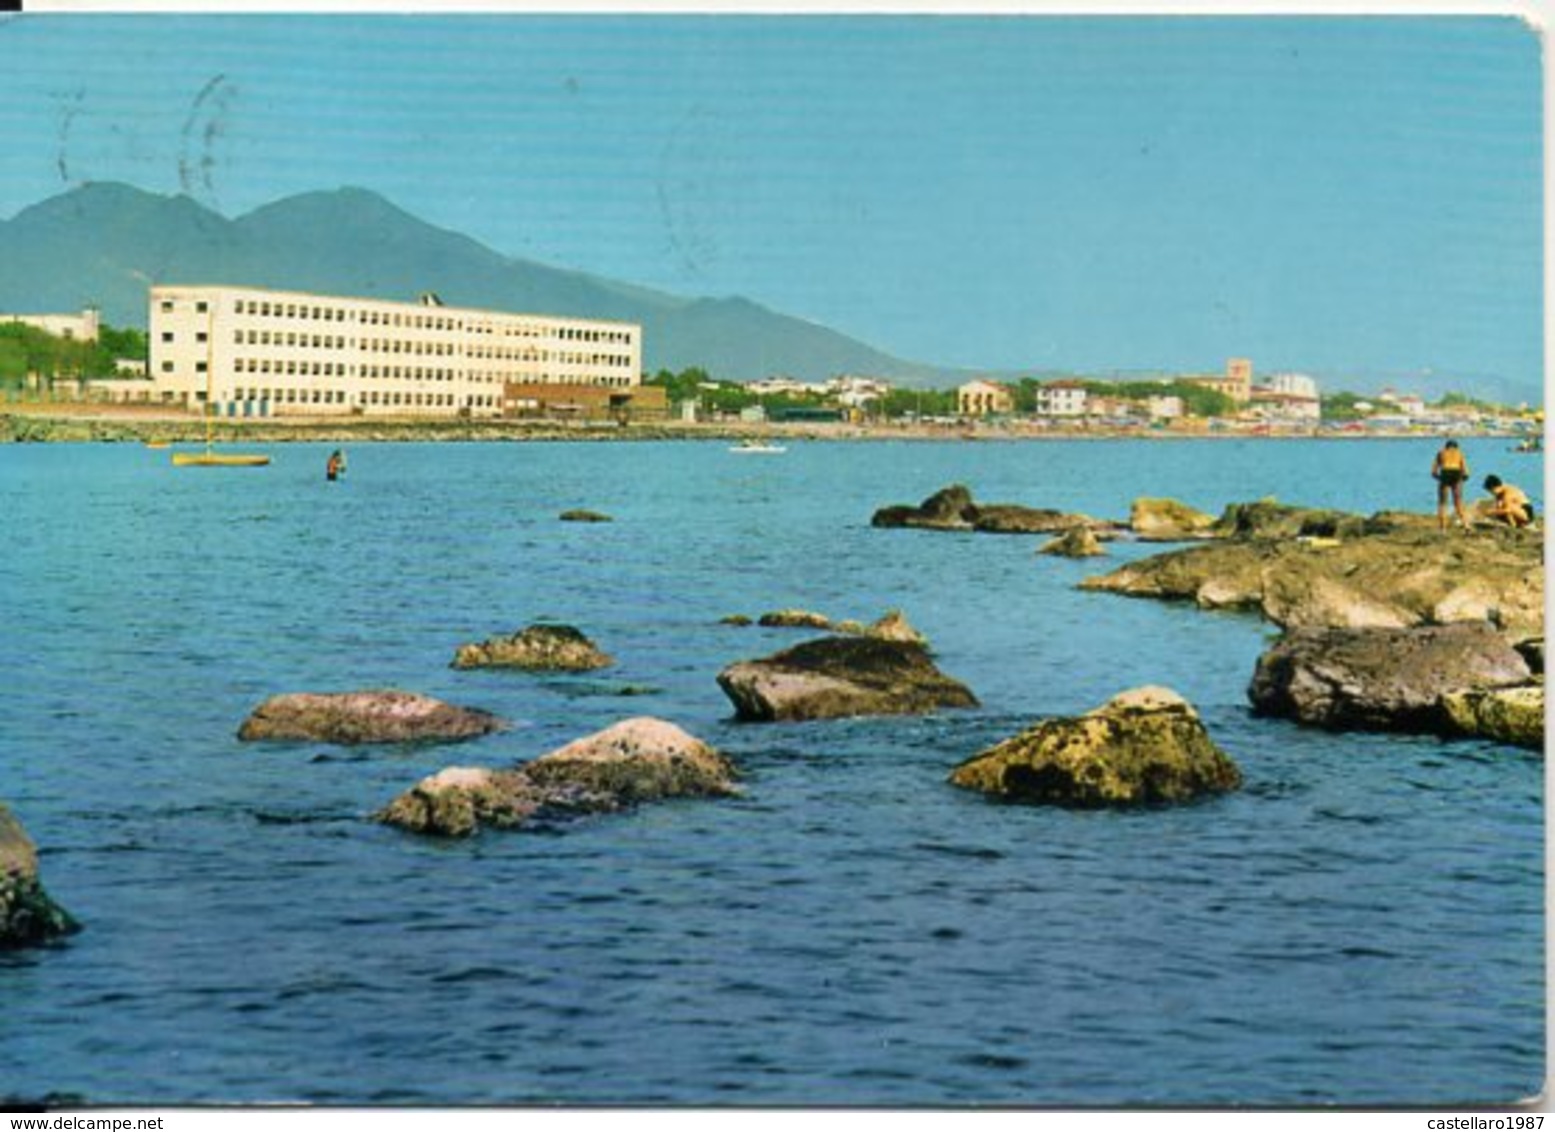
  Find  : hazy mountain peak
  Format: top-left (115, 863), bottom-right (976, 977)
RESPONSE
top-left (0, 181), bottom-right (956, 385)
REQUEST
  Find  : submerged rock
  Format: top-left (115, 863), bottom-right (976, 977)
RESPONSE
top-left (1247, 623), bottom-right (1533, 733)
top-left (719, 614), bottom-right (754, 627)
top-left (376, 718), bottom-right (737, 837)
top-left (1038, 527), bottom-right (1106, 558)
top-left (238, 689), bottom-right (507, 745)
top-left (451, 624), bottom-right (614, 671)
top-left (0, 805), bottom-right (80, 948)
top-left (1440, 685), bottom-right (1545, 750)
top-left (559, 509), bottom-right (613, 523)
top-left (949, 687), bottom-right (1242, 807)
top-left (757, 609), bottom-right (834, 630)
top-left (1129, 497), bottom-right (1219, 541)
top-left (1082, 526), bottom-right (1543, 638)
top-left (717, 636), bottom-right (978, 721)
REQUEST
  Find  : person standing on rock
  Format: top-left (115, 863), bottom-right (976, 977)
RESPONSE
top-left (1431, 439), bottom-right (1470, 531)
top-left (1481, 475), bottom-right (1533, 528)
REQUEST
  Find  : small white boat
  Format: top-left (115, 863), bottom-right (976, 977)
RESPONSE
top-left (729, 439), bottom-right (787, 455)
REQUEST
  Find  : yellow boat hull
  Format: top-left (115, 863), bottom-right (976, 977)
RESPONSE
top-left (172, 452), bottom-right (271, 467)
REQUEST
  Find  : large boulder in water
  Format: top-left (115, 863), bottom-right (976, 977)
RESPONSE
top-left (520, 717), bottom-right (739, 803)
top-left (238, 689), bottom-right (507, 745)
top-left (717, 636), bottom-right (978, 721)
top-left (1082, 526), bottom-right (1544, 638)
top-left (376, 718), bottom-right (737, 837)
top-left (949, 687), bottom-right (1242, 807)
top-left (871, 484), bottom-right (977, 530)
top-left (0, 805), bottom-right (79, 948)
top-left (1247, 623), bottom-right (1533, 733)
top-left (871, 484), bottom-right (1113, 535)
top-left (451, 624), bottom-right (613, 671)
top-left (1129, 497), bottom-right (1219, 541)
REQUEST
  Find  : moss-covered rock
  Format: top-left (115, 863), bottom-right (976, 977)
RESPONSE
top-left (451, 624), bottom-right (613, 671)
top-left (1440, 685), bottom-right (1545, 749)
top-left (1038, 527), bottom-right (1107, 558)
top-left (950, 687), bottom-right (1242, 807)
top-left (0, 805), bottom-right (80, 948)
top-left (1129, 497), bottom-right (1218, 541)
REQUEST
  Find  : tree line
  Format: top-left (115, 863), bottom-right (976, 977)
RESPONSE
top-left (0, 322), bottom-right (148, 387)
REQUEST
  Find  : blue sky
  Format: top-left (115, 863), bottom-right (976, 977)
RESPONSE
top-left (0, 14), bottom-right (1542, 395)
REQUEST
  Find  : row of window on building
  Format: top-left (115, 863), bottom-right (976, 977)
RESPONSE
top-left (188, 295), bottom-right (634, 344)
top-left (227, 386), bottom-right (501, 409)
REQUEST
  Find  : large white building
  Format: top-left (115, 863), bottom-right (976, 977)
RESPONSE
top-left (147, 285), bottom-right (642, 417)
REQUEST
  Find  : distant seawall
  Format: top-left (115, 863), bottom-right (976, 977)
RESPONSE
top-left (0, 409), bottom-right (1487, 445)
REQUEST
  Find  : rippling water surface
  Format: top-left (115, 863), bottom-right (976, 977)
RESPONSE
top-left (0, 437), bottom-right (1542, 1105)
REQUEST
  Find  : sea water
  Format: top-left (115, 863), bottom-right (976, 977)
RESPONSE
top-left (0, 437), bottom-right (1542, 1106)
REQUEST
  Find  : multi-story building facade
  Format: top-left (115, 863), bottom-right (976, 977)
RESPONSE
top-left (147, 285), bottom-right (643, 418)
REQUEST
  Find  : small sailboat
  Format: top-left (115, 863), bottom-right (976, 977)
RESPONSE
top-left (172, 316), bottom-right (270, 468)
top-left (143, 439), bottom-right (171, 450)
top-left (729, 438), bottom-right (787, 455)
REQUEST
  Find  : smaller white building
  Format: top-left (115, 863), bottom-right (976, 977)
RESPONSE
top-left (1268, 372), bottom-right (1319, 399)
top-left (1146, 394), bottom-right (1184, 421)
top-left (2, 306), bottom-right (100, 343)
top-left (1034, 380), bottom-right (1088, 418)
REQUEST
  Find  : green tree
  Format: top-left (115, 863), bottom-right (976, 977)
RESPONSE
top-left (1320, 391), bottom-right (1373, 422)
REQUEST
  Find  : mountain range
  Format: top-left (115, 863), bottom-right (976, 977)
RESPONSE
top-left (0, 182), bottom-right (966, 386)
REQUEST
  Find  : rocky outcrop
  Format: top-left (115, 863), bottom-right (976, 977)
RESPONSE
top-left (1038, 527), bottom-right (1106, 558)
top-left (871, 484), bottom-right (1113, 535)
top-left (717, 636), bottom-right (977, 721)
top-left (376, 718), bottom-right (737, 837)
top-left (949, 687), bottom-right (1242, 807)
top-left (745, 608), bottom-right (929, 646)
top-left (559, 509), bottom-right (612, 523)
top-left (1082, 526), bottom-right (1544, 638)
top-left (1211, 498), bottom-right (1360, 539)
top-left (720, 614), bottom-right (754, 627)
top-left (871, 484), bottom-right (977, 531)
top-left (451, 624), bottom-right (613, 671)
top-left (0, 805), bottom-right (79, 948)
top-left (1440, 685), bottom-right (1545, 749)
top-left (1247, 623), bottom-right (1534, 733)
top-left (866, 609), bottom-right (928, 645)
top-left (238, 689), bottom-right (507, 745)
top-left (1129, 497), bottom-right (1218, 541)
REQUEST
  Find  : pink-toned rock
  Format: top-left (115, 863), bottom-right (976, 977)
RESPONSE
top-left (238, 689), bottom-right (507, 745)
top-left (376, 717), bottom-right (737, 837)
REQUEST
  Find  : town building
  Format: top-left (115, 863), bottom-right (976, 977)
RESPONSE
top-left (2, 306), bottom-right (100, 342)
top-left (145, 285), bottom-right (647, 418)
top-left (1249, 387), bottom-right (1321, 423)
top-left (1184, 358), bottom-right (1254, 404)
top-left (958, 379), bottom-right (1014, 417)
top-left (1268, 372), bottom-right (1319, 399)
top-left (1146, 394), bottom-right (1185, 421)
top-left (1034, 379), bottom-right (1089, 417)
